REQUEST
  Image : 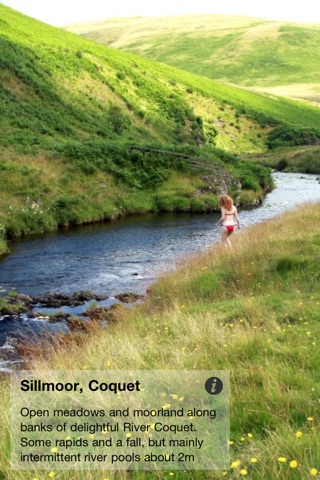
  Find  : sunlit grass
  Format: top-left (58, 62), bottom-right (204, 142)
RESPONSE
top-left (75, 15), bottom-right (320, 103)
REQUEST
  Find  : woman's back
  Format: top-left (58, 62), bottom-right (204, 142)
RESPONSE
top-left (221, 206), bottom-right (236, 225)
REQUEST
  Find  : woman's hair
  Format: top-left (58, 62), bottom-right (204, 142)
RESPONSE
top-left (219, 194), bottom-right (233, 211)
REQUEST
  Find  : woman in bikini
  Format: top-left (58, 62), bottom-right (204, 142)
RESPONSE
top-left (216, 194), bottom-right (241, 247)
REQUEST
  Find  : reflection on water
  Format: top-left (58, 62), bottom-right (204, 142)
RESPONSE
top-left (0, 172), bottom-right (319, 354)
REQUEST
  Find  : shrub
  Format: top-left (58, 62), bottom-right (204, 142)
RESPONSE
top-left (116, 71), bottom-right (126, 80)
top-left (107, 105), bottom-right (131, 134)
top-left (276, 158), bottom-right (288, 171)
top-left (267, 125), bottom-right (320, 148)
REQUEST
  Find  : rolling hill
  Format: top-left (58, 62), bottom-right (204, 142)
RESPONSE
top-left (65, 14), bottom-right (320, 103)
top-left (1, 4), bottom-right (320, 254)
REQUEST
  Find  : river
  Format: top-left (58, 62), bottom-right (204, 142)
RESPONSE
top-left (0, 172), bottom-right (320, 369)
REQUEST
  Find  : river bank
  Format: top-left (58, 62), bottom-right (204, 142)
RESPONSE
top-left (0, 172), bottom-right (320, 369)
top-left (0, 172), bottom-right (319, 299)
top-left (0, 143), bottom-right (272, 258)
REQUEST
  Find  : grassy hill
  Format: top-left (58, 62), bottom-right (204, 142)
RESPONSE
top-left (1, 5), bottom-right (320, 254)
top-left (65, 14), bottom-right (320, 103)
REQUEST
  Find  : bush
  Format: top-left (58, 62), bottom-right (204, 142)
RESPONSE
top-left (116, 71), bottom-right (126, 80)
top-left (107, 105), bottom-right (131, 134)
top-left (267, 125), bottom-right (320, 148)
top-left (276, 158), bottom-right (288, 171)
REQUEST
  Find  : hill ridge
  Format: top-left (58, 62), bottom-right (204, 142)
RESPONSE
top-left (65, 14), bottom-right (320, 102)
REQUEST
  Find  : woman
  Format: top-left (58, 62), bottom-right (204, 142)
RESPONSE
top-left (216, 194), bottom-right (241, 247)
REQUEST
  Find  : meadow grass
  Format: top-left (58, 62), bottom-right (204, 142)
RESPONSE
top-left (0, 202), bottom-right (319, 479)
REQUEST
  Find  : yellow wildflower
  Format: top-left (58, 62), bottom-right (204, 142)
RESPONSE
top-left (295, 431), bottom-right (303, 438)
top-left (290, 460), bottom-right (298, 468)
top-left (240, 469), bottom-right (248, 476)
top-left (247, 433), bottom-right (253, 438)
top-left (310, 468), bottom-right (318, 476)
top-left (307, 417), bottom-right (314, 422)
top-left (231, 460), bottom-right (241, 469)
top-left (278, 457), bottom-right (287, 463)
top-left (48, 473), bottom-right (56, 478)
top-left (251, 457), bottom-right (258, 463)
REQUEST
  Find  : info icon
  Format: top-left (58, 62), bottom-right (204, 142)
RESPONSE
top-left (205, 377), bottom-right (223, 395)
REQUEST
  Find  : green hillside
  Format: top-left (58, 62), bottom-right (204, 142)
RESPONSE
top-left (66, 14), bottom-right (320, 103)
top-left (1, 5), bottom-right (320, 254)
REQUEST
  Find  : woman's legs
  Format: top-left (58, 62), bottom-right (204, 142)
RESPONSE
top-left (221, 226), bottom-right (233, 248)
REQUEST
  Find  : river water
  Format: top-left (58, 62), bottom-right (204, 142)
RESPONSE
top-left (0, 172), bottom-right (320, 367)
